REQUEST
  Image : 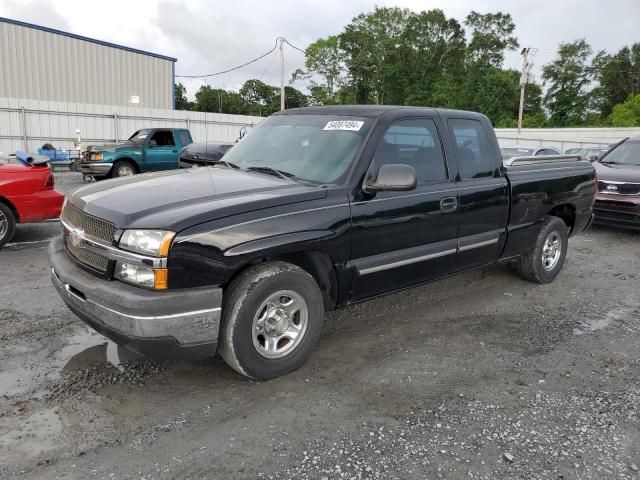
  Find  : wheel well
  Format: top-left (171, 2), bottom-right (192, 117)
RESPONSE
top-left (227, 250), bottom-right (339, 311)
top-left (0, 196), bottom-right (19, 222)
top-left (115, 158), bottom-right (139, 173)
top-left (547, 204), bottom-right (576, 233)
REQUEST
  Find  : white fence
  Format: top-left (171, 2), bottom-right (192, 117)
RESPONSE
top-left (0, 97), bottom-right (263, 154)
top-left (495, 127), bottom-right (640, 152)
top-left (2, 98), bottom-right (639, 155)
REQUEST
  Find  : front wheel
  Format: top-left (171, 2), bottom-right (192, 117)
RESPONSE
top-left (219, 262), bottom-right (325, 380)
top-left (112, 161), bottom-right (136, 178)
top-left (516, 216), bottom-right (568, 284)
top-left (0, 202), bottom-right (16, 248)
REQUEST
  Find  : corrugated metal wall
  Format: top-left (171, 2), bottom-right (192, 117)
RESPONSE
top-left (0, 20), bottom-right (173, 109)
top-left (0, 97), bottom-right (263, 154)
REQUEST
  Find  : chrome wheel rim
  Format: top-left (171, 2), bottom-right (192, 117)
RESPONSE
top-left (117, 164), bottom-right (134, 176)
top-left (541, 231), bottom-right (562, 271)
top-left (0, 210), bottom-right (7, 239)
top-left (252, 290), bottom-right (308, 359)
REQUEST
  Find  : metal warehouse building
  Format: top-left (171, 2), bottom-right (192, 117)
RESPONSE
top-left (0, 17), bottom-right (176, 109)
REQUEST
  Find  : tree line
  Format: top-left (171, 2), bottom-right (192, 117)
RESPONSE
top-left (175, 7), bottom-right (640, 127)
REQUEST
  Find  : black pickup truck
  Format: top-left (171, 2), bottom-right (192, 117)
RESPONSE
top-left (49, 106), bottom-right (596, 379)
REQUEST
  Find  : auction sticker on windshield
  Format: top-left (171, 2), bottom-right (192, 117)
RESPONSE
top-left (323, 120), bottom-right (364, 131)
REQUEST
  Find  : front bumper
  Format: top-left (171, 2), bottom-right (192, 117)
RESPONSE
top-left (15, 188), bottom-right (64, 223)
top-left (593, 195), bottom-right (640, 230)
top-left (80, 162), bottom-right (113, 177)
top-left (49, 236), bottom-right (222, 359)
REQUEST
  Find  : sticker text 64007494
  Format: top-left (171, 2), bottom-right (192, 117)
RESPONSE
top-left (323, 120), bottom-right (364, 132)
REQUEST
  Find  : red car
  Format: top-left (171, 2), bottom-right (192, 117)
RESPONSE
top-left (0, 157), bottom-right (65, 247)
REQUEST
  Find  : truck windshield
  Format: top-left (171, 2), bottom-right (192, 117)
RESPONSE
top-left (221, 115), bottom-right (372, 184)
top-left (600, 140), bottom-right (640, 166)
top-left (128, 129), bottom-right (153, 145)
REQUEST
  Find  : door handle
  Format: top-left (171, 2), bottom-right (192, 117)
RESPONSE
top-left (440, 197), bottom-right (458, 213)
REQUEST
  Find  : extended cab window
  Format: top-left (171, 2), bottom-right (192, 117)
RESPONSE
top-left (149, 131), bottom-right (175, 147)
top-left (177, 130), bottom-right (193, 146)
top-left (373, 118), bottom-right (448, 183)
top-left (448, 119), bottom-right (495, 179)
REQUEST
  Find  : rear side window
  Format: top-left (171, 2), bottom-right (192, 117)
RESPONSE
top-left (177, 130), bottom-right (193, 146)
top-left (149, 130), bottom-right (176, 147)
top-left (448, 119), bottom-right (495, 179)
top-left (374, 118), bottom-right (448, 184)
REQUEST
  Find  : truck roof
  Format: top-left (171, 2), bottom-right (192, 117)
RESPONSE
top-left (277, 105), bottom-right (487, 120)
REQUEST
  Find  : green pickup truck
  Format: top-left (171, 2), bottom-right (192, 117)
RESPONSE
top-left (80, 128), bottom-right (193, 179)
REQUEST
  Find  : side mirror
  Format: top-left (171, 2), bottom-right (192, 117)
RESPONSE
top-left (588, 155), bottom-right (598, 162)
top-left (365, 164), bottom-right (417, 193)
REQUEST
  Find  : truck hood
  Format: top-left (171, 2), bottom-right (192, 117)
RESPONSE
top-left (594, 161), bottom-right (640, 183)
top-left (86, 142), bottom-right (137, 152)
top-left (68, 167), bottom-right (326, 231)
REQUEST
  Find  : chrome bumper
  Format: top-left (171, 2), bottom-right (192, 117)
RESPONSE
top-left (48, 236), bottom-right (222, 359)
top-left (80, 162), bottom-right (113, 176)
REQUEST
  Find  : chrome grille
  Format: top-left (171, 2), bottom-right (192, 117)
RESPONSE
top-left (598, 181), bottom-right (640, 195)
top-left (66, 237), bottom-right (109, 272)
top-left (61, 203), bottom-right (116, 244)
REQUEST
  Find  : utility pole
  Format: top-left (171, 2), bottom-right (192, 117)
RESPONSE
top-left (279, 37), bottom-right (285, 111)
top-left (518, 47), bottom-right (532, 134)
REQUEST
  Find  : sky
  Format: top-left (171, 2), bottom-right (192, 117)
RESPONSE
top-left (1, 0), bottom-right (638, 99)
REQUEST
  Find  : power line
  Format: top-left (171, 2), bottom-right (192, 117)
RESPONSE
top-left (283, 38), bottom-right (306, 55)
top-left (175, 39), bottom-right (279, 78)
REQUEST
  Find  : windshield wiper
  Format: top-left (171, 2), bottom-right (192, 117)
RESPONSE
top-left (209, 159), bottom-right (241, 169)
top-left (246, 166), bottom-right (297, 181)
top-left (600, 160), bottom-right (620, 164)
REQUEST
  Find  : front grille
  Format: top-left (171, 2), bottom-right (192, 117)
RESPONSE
top-left (598, 181), bottom-right (640, 195)
top-left (66, 237), bottom-right (110, 272)
top-left (61, 203), bottom-right (116, 273)
top-left (594, 199), bottom-right (638, 212)
top-left (61, 203), bottom-right (116, 244)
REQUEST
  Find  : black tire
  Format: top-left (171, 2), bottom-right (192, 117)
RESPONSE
top-left (516, 216), bottom-right (568, 284)
top-left (0, 202), bottom-right (17, 248)
top-left (219, 261), bottom-right (325, 380)
top-left (112, 160), bottom-right (136, 178)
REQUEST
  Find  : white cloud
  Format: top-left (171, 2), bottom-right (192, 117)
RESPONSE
top-left (1, 0), bottom-right (639, 99)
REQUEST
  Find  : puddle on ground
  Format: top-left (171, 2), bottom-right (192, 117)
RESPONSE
top-left (574, 308), bottom-right (627, 336)
top-left (62, 341), bottom-right (144, 373)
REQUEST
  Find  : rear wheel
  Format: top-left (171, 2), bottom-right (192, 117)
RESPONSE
top-left (219, 262), bottom-right (325, 380)
top-left (112, 161), bottom-right (136, 178)
top-left (0, 203), bottom-right (16, 248)
top-left (516, 216), bottom-right (568, 284)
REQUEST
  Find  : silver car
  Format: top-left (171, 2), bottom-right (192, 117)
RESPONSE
top-left (501, 145), bottom-right (561, 160)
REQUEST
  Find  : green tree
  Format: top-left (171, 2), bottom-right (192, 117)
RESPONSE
top-left (542, 39), bottom-right (594, 126)
top-left (174, 83), bottom-right (191, 110)
top-left (464, 11), bottom-right (518, 68)
top-left (284, 86), bottom-right (309, 109)
top-left (240, 79), bottom-right (278, 116)
top-left (339, 7), bottom-right (412, 104)
top-left (194, 85), bottom-right (246, 115)
top-left (400, 9), bottom-right (466, 107)
top-left (610, 93), bottom-right (640, 126)
top-left (292, 35), bottom-right (345, 104)
top-left (591, 44), bottom-right (640, 116)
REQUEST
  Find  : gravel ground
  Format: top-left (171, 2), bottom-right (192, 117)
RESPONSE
top-left (0, 172), bottom-right (638, 479)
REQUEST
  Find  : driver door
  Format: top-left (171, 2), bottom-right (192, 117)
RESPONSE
top-left (349, 117), bottom-right (460, 300)
top-left (145, 130), bottom-right (179, 171)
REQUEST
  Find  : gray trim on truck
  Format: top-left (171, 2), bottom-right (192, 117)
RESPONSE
top-left (48, 237), bottom-right (222, 359)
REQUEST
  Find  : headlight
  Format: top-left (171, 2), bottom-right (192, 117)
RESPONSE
top-left (115, 262), bottom-right (168, 289)
top-left (119, 230), bottom-right (175, 256)
top-left (92, 153), bottom-right (104, 161)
